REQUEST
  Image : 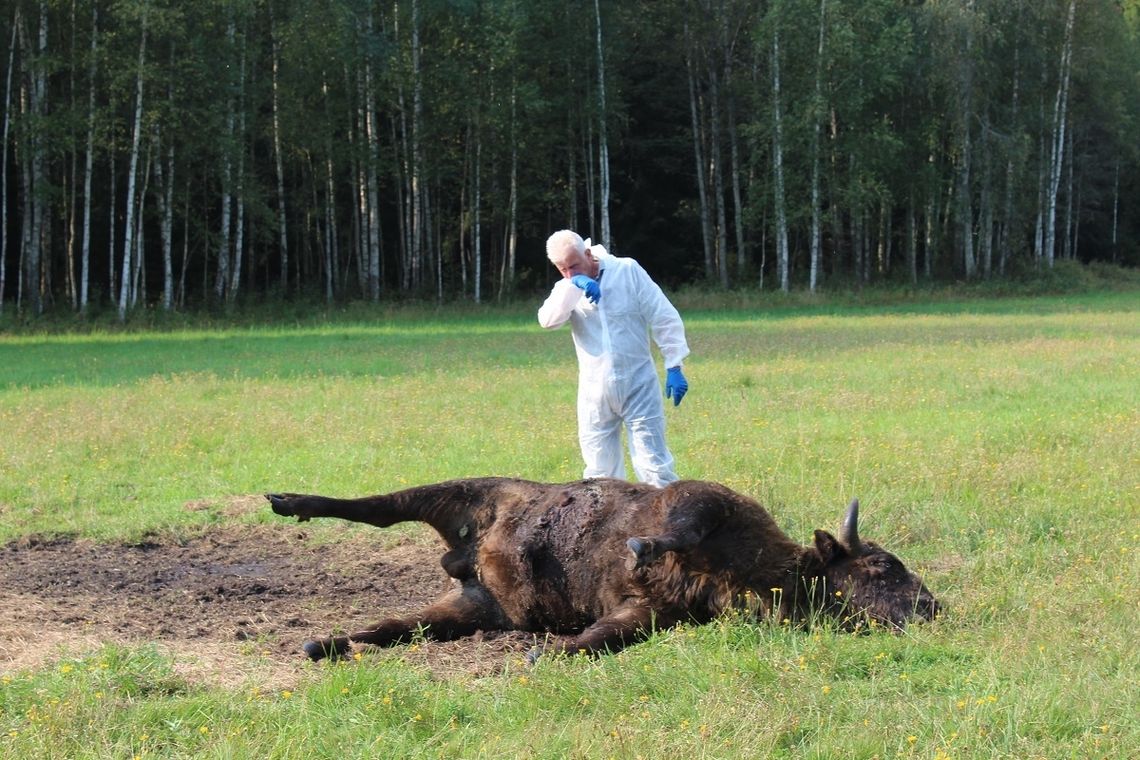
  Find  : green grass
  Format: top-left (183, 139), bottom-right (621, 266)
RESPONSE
top-left (1, 289), bottom-right (1137, 758)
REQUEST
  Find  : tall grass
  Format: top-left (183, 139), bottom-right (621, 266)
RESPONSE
top-left (1, 290), bottom-right (1136, 758)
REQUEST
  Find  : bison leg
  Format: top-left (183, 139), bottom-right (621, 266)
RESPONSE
top-left (266, 492), bottom-right (399, 526)
top-left (302, 586), bottom-right (502, 662)
top-left (528, 605), bottom-right (672, 663)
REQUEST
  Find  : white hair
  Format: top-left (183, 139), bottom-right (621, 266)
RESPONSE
top-left (546, 229), bottom-right (586, 263)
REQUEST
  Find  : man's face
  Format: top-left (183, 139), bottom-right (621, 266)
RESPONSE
top-left (554, 246), bottom-right (598, 280)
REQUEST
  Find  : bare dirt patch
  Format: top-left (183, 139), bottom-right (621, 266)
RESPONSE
top-left (0, 524), bottom-right (535, 685)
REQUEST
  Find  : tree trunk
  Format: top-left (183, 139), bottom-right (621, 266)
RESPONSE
top-left (0, 10), bottom-right (17, 314)
top-left (979, 116), bottom-right (993, 278)
top-left (131, 134), bottom-right (153, 308)
top-left (79, 3), bottom-right (97, 315)
top-left (269, 4), bottom-right (288, 292)
top-left (906, 195), bottom-right (917, 284)
top-left (707, 46), bottom-right (728, 288)
top-left (153, 126), bottom-right (174, 310)
top-left (410, 0), bottom-right (423, 289)
top-left (809, 0), bottom-right (826, 292)
top-left (721, 7), bottom-right (745, 280)
top-left (685, 23), bottom-right (713, 280)
top-left (771, 19), bottom-right (789, 292)
top-left (473, 114), bottom-right (482, 303)
top-left (177, 175), bottom-right (191, 308)
top-left (958, 0), bottom-right (976, 279)
top-left (502, 78), bottom-right (518, 299)
top-left (118, 8), bottom-right (147, 321)
top-left (361, 11), bottom-right (381, 299)
top-left (593, 0), bottom-right (611, 249)
top-left (215, 15), bottom-right (235, 301)
top-left (998, 10), bottom-right (1021, 277)
top-left (324, 153), bottom-right (338, 303)
top-left (1044, 0), bottom-right (1075, 268)
top-left (22, 2), bottom-right (48, 315)
top-left (229, 33), bottom-right (247, 305)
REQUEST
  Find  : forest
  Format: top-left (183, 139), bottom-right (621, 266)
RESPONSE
top-left (2, 0), bottom-right (1138, 318)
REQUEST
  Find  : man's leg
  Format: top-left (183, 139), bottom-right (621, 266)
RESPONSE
top-left (626, 412), bottom-right (677, 486)
top-left (579, 396), bottom-right (625, 479)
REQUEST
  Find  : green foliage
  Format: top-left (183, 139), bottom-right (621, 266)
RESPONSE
top-left (0, 290), bottom-right (1137, 757)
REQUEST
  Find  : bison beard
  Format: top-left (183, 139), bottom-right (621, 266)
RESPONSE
top-left (266, 477), bottom-right (939, 662)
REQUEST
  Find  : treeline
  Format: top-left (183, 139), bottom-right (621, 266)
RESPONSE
top-left (2, 0), bottom-right (1138, 318)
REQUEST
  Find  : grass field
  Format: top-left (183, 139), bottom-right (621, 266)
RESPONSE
top-left (1, 289), bottom-right (1137, 758)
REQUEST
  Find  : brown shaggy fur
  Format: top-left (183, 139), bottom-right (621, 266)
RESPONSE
top-left (267, 477), bottom-right (938, 661)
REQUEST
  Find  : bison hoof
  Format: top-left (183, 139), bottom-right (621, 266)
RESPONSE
top-left (302, 638), bottom-right (351, 662)
top-left (525, 646), bottom-right (545, 666)
top-left (266, 494), bottom-right (311, 522)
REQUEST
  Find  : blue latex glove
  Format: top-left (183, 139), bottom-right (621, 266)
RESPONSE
top-left (570, 274), bottom-right (601, 304)
top-left (665, 366), bottom-right (688, 407)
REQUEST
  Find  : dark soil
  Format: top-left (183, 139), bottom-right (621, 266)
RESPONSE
top-left (0, 525), bottom-right (536, 682)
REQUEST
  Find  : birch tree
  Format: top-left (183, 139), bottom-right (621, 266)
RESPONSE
top-left (769, 7), bottom-right (790, 292)
top-left (78, 1), bottom-right (97, 314)
top-left (269, 1), bottom-right (288, 292)
top-left (808, 0), bottom-right (826, 291)
top-left (1, 9), bottom-right (17, 314)
top-left (592, 0), bottom-right (611, 249)
top-left (1043, 0), bottom-right (1076, 268)
top-left (118, 2), bottom-right (148, 320)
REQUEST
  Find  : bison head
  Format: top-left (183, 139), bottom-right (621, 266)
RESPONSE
top-left (814, 499), bottom-right (940, 629)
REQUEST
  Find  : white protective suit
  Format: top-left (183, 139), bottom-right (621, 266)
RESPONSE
top-left (538, 243), bottom-right (690, 486)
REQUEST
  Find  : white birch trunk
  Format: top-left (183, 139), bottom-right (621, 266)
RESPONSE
top-left (108, 134), bottom-right (116, 302)
top-left (153, 126), bottom-right (174, 310)
top-left (1044, 0), bottom-right (1075, 268)
top-left (411, 0), bottom-right (423, 288)
top-left (65, 0), bottom-right (78, 309)
top-left (958, 0), bottom-right (976, 279)
top-left (364, 9), bottom-right (381, 299)
top-left (325, 154), bottom-right (337, 302)
top-left (215, 16), bottom-right (236, 300)
top-left (593, 0), bottom-right (611, 249)
top-left (118, 9), bottom-right (147, 321)
top-left (79, 4), bottom-right (97, 314)
top-left (809, 0), bottom-right (826, 292)
top-left (230, 35), bottom-right (247, 303)
top-left (473, 117), bottom-right (482, 303)
top-left (0, 11), bottom-right (17, 314)
top-left (269, 6), bottom-right (288, 291)
top-left (771, 21), bottom-right (789, 292)
top-left (504, 79), bottom-right (518, 297)
top-left (708, 53), bottom-right (728, 288)
top-left (131, 135), bottom-right (153, 307)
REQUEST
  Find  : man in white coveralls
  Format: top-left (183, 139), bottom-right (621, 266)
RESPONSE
top-left (537, 229), bottom-right (690, 487)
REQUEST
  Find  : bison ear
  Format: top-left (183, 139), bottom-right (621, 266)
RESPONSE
top-left (814, 530), bottom-right (847, 562)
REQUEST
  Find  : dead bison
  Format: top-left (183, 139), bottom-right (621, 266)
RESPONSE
top-left (266, 477), bottom-right (939, 662)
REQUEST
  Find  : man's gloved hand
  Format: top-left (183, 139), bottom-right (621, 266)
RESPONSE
top-left (665, 366), bottom-right (688, 407)
top-left (570, 274), bottom-right (601, 304)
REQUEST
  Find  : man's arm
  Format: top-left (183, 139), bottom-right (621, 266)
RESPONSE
top-left (537, 279), bottom-right (583, 329)
top-left (636, 264), bottom-right (690, 368)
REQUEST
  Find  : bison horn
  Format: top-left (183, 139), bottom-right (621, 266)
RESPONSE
top-left (839, 498), bottom-right (861, 552)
